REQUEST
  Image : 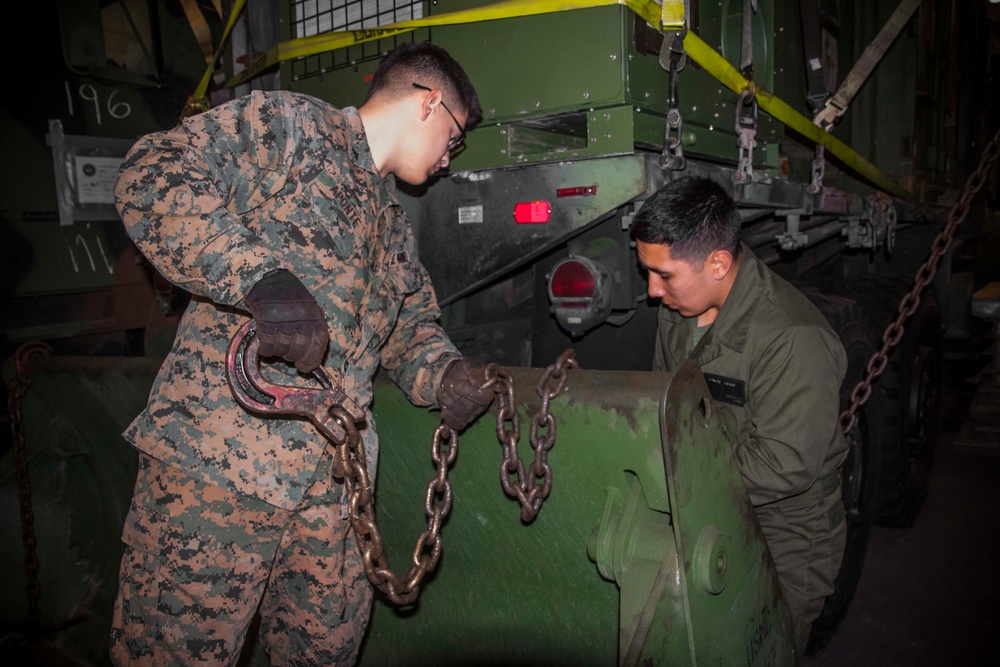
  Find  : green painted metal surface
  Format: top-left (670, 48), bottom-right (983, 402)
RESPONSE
top-left (0, 351), bottom-right (793, 666)
top-left (281, 1), bottom-right (780, 173)
top-left (361, 365), bottom-right (666, 666)
top-left (651, 360), bottom-right (795, 665)
top-left (358, 361), bottom-right (793, 665)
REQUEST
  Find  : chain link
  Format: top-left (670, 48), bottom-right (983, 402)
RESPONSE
top-left (6, 343), bottom-right (53, 629)
top-left (839, 127), bottom-right (1000, 433)
top-left (660, 51), bottom-right (687, 171)
top-left (734, 87), bottom-right (759, 184)
top-left (335, 349), bottom-right (577, 602)
top-left (809, 144), bottom-right (826, 194)
top-left (332, 406), bottom-right (457, 605)
top-left (487, 349), bottom-right (579, 522)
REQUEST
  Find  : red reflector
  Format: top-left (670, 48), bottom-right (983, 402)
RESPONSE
top-left (551, 261), bottom-right (596, 298)
top-left (556, 185), bottom-right (598, 198)
top-left (513, 201), bottom-right (551, 224)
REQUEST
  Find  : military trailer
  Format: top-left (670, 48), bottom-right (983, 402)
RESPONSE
top-left (1, 0), bottom-right (996, 665)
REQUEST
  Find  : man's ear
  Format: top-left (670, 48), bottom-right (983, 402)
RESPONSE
top-left (415, 88), bottom-right (443, 123)
top-left (708, 249), bottom-right (735, 280)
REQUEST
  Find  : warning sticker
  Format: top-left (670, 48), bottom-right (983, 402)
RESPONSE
top-left (458, 205), bottom-right (484, 224)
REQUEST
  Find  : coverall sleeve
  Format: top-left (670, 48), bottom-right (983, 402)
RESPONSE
top-left (733, 325), bottom-right (846, 505)
top-left (380, 260), bottom-right (461, 407)
top-left (114, 93), bottom-right (295, 306)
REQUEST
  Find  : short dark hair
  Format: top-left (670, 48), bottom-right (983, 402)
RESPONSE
top-left (367, 41), bottom-right (483, 127)
top-left (630, 176), bottom-right (742, 263)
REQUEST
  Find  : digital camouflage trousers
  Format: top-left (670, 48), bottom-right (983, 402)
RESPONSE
top-left (110, 450), bottom-right (372, 666)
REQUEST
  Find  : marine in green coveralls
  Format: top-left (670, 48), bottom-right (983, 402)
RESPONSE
top-left (110, 43), bottom-right (493, 665)
top-left (631, 176), bottom-right (848, 652)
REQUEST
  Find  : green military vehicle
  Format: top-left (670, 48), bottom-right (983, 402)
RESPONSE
top-left (2, 1), bottom-right (995, 664)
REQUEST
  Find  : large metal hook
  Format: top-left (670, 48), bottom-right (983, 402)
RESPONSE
top-left (225, 320), bottom-right (365, 444)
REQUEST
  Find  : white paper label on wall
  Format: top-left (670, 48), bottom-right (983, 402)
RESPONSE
top-left (75, 156), bottom-right (123, 204)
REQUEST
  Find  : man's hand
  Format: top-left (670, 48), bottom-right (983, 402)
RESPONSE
top-left (436, 356), bottom-right (494, 431)
top-left (244, 269), bottom-right (328, 373)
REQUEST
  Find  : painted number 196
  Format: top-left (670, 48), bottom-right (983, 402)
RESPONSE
top-left (77, 83), bottom-right (132, 125)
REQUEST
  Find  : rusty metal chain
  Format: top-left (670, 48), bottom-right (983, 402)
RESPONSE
top-left (840, 127), bottom-right (1000, 433)
top-left (331, 349), bottom-right (577, 602)
top-left (6, 343), bottom-right (53, 629)
top-left (733, 85), bottom-right (759, 184)
top-left (486, 349), bottom-right (579, 522)
top-left (227, 321), bottom-right (578, 606)
top-left (809, 144), bottom-right (826, 194)
top-left (333, 407), bottom-right (457, 606)
top-left (659, 47), bottom-right (687, 171)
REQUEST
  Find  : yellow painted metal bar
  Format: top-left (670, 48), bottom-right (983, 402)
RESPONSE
top-left (199, 0), bottom-right (909, 199)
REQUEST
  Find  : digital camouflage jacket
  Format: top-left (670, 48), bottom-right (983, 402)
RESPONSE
top-left (115, 90), bottom-right (462, 510)
top-left (653, 244), bottom-right (849, 508)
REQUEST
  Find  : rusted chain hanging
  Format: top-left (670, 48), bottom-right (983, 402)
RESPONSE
top-left (226, 321), bottom-right (579, 605)
top-left (339, 349), bottom-right (577, 602)
top-left (839, 127), bottom-right (1000, 434)
top-left (486, 349), bottom-right (578, 522)
top-left (6, 342), bottom-right (53, 630)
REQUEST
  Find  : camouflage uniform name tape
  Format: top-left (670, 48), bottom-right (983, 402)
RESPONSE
top-left (210, 0), bottom-right (909, 200)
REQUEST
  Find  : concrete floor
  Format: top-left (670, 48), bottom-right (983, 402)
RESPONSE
top-left (805, 352), bottom-right (1000, 666)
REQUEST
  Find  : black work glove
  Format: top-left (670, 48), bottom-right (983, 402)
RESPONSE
top-left (243, 269), bottom-right (328, 373)
top-left (435, 356), bottom-right (494, 431)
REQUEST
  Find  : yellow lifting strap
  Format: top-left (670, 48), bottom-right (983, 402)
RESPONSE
top-left (178, 0), bottom-right (225, 65)
top-left (680, 30), bottom-right (911, 200)
top-left (199, 0), bottom-right (909, 200)
top-left (182, 0), bottom-right (247, 118)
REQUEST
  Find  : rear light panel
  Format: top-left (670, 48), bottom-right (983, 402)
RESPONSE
top-left (547, 256), bottom-right (613, 337)
top-left (550, 260), bottom-right (596, 298)
top-left (556, 185), bottom-right (597, 198)
top-left (513, 201), bottom-right (551, 224)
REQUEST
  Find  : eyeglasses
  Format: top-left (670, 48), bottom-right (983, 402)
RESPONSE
top-left (413, 83), bottom-right (466, 152)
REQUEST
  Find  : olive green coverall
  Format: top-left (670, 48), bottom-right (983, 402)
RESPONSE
top-left (653, 243), bottom-right (848, 650)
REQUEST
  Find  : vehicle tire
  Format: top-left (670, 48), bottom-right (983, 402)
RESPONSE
top-left (801, 292), bottom-right (881, 654)
top-left (835, 276), bottom-right (943, 528)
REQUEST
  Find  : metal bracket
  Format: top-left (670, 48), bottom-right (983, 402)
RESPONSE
top-left (844, 196), bottom-right (897, 253)
top-left (775, 209), bottom-right (811, 251)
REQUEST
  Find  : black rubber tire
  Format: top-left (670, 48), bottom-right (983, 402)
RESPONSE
top-left (801, 292), bottom-right (881, 654)
top-left (832, 276), bottom-right (943, 528)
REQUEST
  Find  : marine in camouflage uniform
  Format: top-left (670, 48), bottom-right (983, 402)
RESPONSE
top-left (632, 177), bottom-right (848, 655)
top-left (110, 43), bottom-right (490, 666)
